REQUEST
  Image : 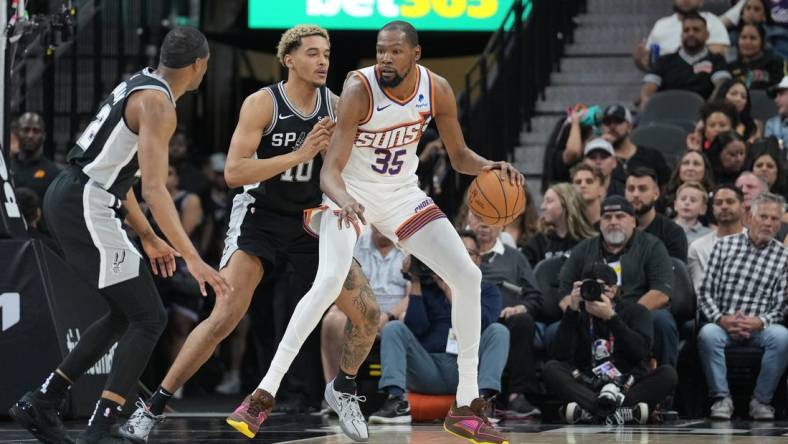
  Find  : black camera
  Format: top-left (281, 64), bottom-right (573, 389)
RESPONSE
top-left (580, 279), bottom-right (603, 302)
top-left (408, 257), bottom-right (435, 286)
top-left (580, 262), bottom-right (618, 302)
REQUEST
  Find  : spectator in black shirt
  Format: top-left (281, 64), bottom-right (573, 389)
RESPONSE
top-left (10, 112), bottom-right (61, 203)
top-left (558, 195), bottom-right (677, 369)
top-left (626, 167), bottom-right (689, 262)
top-left (545, 262), bottom-right (677, 424)
top-left (524, 183), bottom-right (596, 267)
top-left (728, 23), bottom-right (784, 91)
top-left (582, 138), bottom-right (626, 198)
top-left (601, 105), bottom-right (671, 188)
top-left (641, 12), bottom-right (732, 104)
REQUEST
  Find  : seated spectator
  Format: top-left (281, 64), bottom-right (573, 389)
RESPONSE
top-left (545, 263), bottom-right (678, 425)
top-left (634, 0), bottom-right (729, 71)
top-left (746, 137), bottom-right (788, 198)
top-left (708, 130), bottom-right (747, 185)
top-left (641, 13), bottom-right (732, 105)
top-left (764, 76), bottom-right (788, 147)
top-left (582, 138), bottom-right (625, 198)
top-left (688, 185), bottom-right (746, 289)
top-left (601, 105), bottom-right (671, 188)
top-left (735, 171), bottom-right (788, 240)
top-left (169, 129), bottom-right (209, 197)
top-left (686, 101), bottom-right (740, 151)
top-left (561, 105), bottom-right (604, 170)
top-left (726, 0), bottom-right (788, 59)
top-left (571, 163), bottom-right (605, 226)
top-left (721, 0), bottom-right (771, 29)
top-left (660, 150), bottom-right (716, 217)
top-left (697, 193), bottom-right (788, 420)
top-left (557, 195), bottom-right (677, 369)
top-left (467, 211), bottom-right (544, 418)
top-left (416, 129), bottom-right (459, 220)
top-left (673, 182), bottom-right (712, 244)
top-left (626, 167), bottom-right (689, 262)
top-left (321, 227), bottom-right (409, 385)
top-left (727, 23), bottom-right (783, 91)
top-left (710, 79), bottom-right (763, 141)
top-left (524, 183), bottom-right (596, 267)
top-left (369, 231), bottom-right (509, 424)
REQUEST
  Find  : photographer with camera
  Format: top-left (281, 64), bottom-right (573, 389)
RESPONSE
top-left (368, 231), bottom-right (509, 424)
top-left (545, 196), bottom-right (678, 424)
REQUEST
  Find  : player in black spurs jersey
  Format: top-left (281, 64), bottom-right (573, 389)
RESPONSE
top-left (119, 25), bottom-right (380, 443)
top-left (8, 27), bottom-right (230, 444)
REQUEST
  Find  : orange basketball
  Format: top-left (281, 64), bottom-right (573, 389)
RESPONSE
top-left (467, 169), bottom-right (525, 227)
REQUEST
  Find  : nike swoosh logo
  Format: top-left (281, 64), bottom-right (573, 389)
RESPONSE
top-left (278, 114), bottom-right (294, 119)
top-left (376, 104), bottom-right (391, 111)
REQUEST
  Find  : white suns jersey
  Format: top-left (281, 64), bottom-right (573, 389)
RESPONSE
top-left (342, 64), bottom-right (434, 187)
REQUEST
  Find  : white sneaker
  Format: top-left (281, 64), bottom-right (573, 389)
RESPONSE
top-left (605, 403), bottom-right (648, 426)
top-left (216, 372), bottom-right (241, 395)
top-left (562, 402), bottom-right (594, 424)
top-left (118, 399), bottom-right (165, 443)
top-left (749, 398), bottom-right (775, 420)
top-left (710, 397), bottom-right (733, 420)
top-left (324, 381), bottom-right (368, 442)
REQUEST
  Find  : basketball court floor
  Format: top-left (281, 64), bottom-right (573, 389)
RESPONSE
top-left (3, 414), bottom-right (788, 443)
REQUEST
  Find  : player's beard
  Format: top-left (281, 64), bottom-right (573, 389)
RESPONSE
top-left (379, 65), bottom-right (411, 88)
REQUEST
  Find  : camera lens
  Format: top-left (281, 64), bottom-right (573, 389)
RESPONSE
top-left (580, 280), bottom-right (603, 302)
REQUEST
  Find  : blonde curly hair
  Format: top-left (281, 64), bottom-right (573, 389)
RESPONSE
top-left (276, 25), bottom-right (330, 67)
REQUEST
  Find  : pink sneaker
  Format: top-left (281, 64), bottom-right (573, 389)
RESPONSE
top-left (225, 389), bottom-right (275, 438)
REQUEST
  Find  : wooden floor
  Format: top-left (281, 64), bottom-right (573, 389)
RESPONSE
top-left (3, 415), bottom-right (788, 443)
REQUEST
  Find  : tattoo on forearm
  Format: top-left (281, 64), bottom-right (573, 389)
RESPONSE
top-left (343, 266), bottom-right (357, 291)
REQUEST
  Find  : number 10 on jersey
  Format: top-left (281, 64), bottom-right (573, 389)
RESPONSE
top-left (281, 159), bottom-right (314, 182)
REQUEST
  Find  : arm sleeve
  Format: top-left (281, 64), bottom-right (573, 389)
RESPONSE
top-left (706, 14), bottom-right (732, 46)
top-left (643, 56), bottom-right (664, 86)
top-left (480, 283), bottom-right (502, 332)
top-left (760, 258), bottom-right (788, 327)
top-left (404, 292), bottom-right (431, 336)
top-left (607, 305), bottom-right (653, 362)
top-left (711, 55), bottom-right (733, 82)
top-left (722, 0), bottom-right (745, 28)
top-left (523, 235), bottom-right (542, 267)
top-left (687, 241), bottom-right (704, 291)
top-left (558, 243), bottom-right (585, 297)
top-left (517, 251), bottom-right (544, 315)
top-left (667, 221), bottom-right (689, 262)
top-left (698, 241), bottom-right (724, 323)
top-left (645, 238), bottom-right (674, 296)
top-left (550, 309), bottom-right (582, 363)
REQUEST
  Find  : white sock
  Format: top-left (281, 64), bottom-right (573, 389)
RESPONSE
top-left (258, 211), bottom-right (358, 395)
top-left (400, 218), bottom-right (481, 406)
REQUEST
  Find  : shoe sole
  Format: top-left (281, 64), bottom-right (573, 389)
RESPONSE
top-left (443, 423), bottom-right (509, 444)
top-left (324, 383), bottom-right (368, 442)
top-left (369, 415), bottom-right (412, 424)
top-left (9, 403), bottom-right (74, 444)
top-left (502, 409), bottom-right (541, 420)
top-left (225, 417), bottom-right (257, 439)
top-left (116, 426), bottom-right (147, 444)
top-left (709, 413), bottom-right (732, 420)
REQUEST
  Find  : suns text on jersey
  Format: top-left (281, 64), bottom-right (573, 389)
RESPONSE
top-left (355, 119), bottom-right (427, 150)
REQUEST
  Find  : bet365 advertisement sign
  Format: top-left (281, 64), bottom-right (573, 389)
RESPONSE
top-left (249, 0), bottom-right (519, 31)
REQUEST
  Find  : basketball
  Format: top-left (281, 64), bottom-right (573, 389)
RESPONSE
top-left (467, 169), bottom-right (525, 226)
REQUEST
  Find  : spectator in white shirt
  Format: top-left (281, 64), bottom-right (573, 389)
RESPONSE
top-left (688, 185), bottom-right (746, 289)
top-left (320, 227), bottom-right (409, 384)
top-left (634, 0), bottom-right (730, 71)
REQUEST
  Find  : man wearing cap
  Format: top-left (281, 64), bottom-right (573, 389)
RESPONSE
top-left (557, 196), bottom-right (674, 366)
top-left (600, 105), bottom-right (671, 188)
top-left (546, 202), bottom-right (677, 424)
top-left (764, 76), bottom-right (788, 148)
top-left (583, 137), bottom-right (625, 198)
top-left (641, 12), bottom-right (731, 105)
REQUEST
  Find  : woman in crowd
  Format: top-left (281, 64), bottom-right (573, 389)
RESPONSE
top-left (707, 130), bottom-right (748, 185)
top-left (727, 23), bottom-right (783, 91)
top-left (686, 102), bottom-right (740, 152)
top-left (711, 80), bottom-right (763, 141)
top-left (523, 183), bottom-right (596, 267)
top-left (745, 137), bottom-right (788, 197)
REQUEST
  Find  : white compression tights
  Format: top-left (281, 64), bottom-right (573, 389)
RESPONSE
top-left (258, 215), bottom-right (481, 407)
top-left (399, 218), bottom-right (482, 407)
top-left (259, 210), bottom-right (358, 396)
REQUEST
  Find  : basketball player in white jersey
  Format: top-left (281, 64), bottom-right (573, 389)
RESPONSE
top-left (230, 21), bottom-right (521, 444)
